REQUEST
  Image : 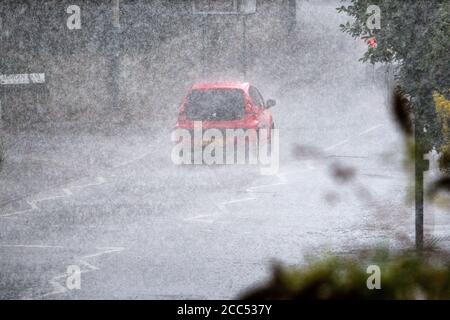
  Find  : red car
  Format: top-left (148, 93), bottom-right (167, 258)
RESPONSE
top-left (175, 82), bottom-right (276, 143)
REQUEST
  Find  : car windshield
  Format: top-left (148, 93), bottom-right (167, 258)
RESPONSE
top-left (185, 89), bottom-right (245, 121)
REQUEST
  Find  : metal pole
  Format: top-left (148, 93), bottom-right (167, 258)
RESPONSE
top-left (111, 0), bottom-right (120, 110)
top-left (242, 15), bottom-right (247, 80)
top-left (202, 15), bottom-right (207, 79)
top-left (413, 2), bottom-right (430, 253)
top-left (288, 0), bottom-right (297, 34)
top-left (415, 129), bottom-right (424, 252)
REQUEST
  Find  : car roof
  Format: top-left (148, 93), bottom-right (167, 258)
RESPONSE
top-left (191, 82), bottom-right (250, 91)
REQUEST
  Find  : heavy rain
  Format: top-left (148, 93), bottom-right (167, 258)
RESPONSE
top-left (0, 0), bottom-right (449, 300)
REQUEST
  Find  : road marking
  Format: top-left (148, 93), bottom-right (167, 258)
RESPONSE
top-left (358, 124), bottom-right (384, 136)
top-left (31, 195), bottom-right (67, 203)
top-left (216, 196), bottom-right (257, 213)
top-left (184, 217), bottom-right (215, 223)
top-left (185, 197), bottom-right (257, 223)
top-left (70, 176), bottom-right (106, 189)
top-left (27, 200), bottom-right (38, 210)
top-left (35, 246), bottom-right (124, 299)
top-left (79, 247), bottom-right (123, 261)
top-left (220, 197), bottom-right (256, 205)
top-left (324, 124), bottom-right (384, 152)
top-left (0, 244), bottom-right (65, 249)
top-left (0, 210), bottom-right (31, 218)
top-left (47, 275), bottom-right (68, 297)
top-left (0, 177), bottom-right (107, 218)
top-left (324, 139), bottom-right (349, 152)
top-left (0, 200), bottom-right (38, 217)
top-left (246, 182), bottom-right (286, 192)
top-left (113, 150), bottom-right (153, 168)
top-left (184, 214), bottom-right (215, 221)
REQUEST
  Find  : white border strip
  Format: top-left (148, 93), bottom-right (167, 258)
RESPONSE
top-left (0, 73), bottom-right (46, 85)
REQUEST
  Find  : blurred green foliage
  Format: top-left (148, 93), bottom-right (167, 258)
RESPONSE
top-left (434, 92), bottom-right (450, 173)
top-left (337, 0), bottom-right (449, 154)
top-left (241, 250), bottom-right (450, 299)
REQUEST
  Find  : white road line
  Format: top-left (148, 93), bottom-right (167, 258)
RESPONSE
top-left (358, 124), bottom-right (384, 136)
top-left (246, 182), bottom-right (286, 192)
top-left (80, 247), bottom-right (123, 261)
top-left (0, 243), bottom-right (68, 299)
top-left (0, 200), bottom-right (38, 217)
top-left (70, 176), bottom-right (106, 189)
top-left (78, 259), bottom-right (100, 271)
top-left (27, 200), bottom-right (38, 210)
top-left (36, 246), bottom-right (124, 299)
top-left (184, 218), bottom-right (215, 223)
top-left (184, 214), bottom-right (215, 221)
top-left (324, 139), bottom-right (349, 152)
top-left (113, 150), bottom-right (153, 168)
top-left (44, 275), bottom-right (68, 298)
top-left (324, 124), bottom-right (384, 152)
top-left (0, 244), bottom-right (65, 249)
top-left (185, 197), bottom-right (256, 223)
top-left (2, 197), bottom-right (61, 218)
top-left (1, 177), bottom-right (107, 218)
top-left (0, 244), bottom-right (125, 299)
top-left (220, 197), bottom-right (256, 205)
top-left (32, 195), bottom-right (67, 203)
top-left (0, 209), bottom-right (31, 218)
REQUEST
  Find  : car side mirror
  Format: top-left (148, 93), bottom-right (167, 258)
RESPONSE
top-left (266, 99), bottom-right (276, 108)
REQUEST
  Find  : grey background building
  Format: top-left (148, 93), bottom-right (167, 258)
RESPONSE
top-left (0, 0), bottom-right (298, 125)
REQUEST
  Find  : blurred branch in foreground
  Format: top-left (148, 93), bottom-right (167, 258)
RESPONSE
top-left (241, 250), bottom-right (450, 299)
